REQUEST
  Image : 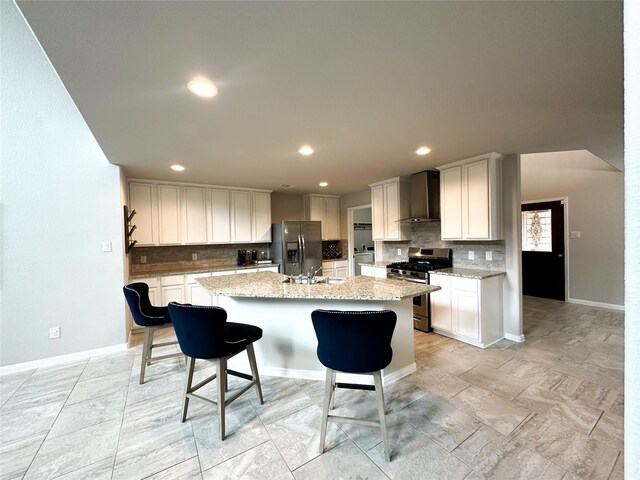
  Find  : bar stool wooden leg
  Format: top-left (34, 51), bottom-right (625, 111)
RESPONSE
top-left (373, 371), bottom-right (390, 462)
top-left (182, 356), bottom-right (196, 422)
top-left (140, 327), bottom-right (154, 384)
top-left (217, 357), bottom-right (227, 441)
top-left (319, 368), bottom-right (333, 454)
top-left (246, 343), bottom-right (264, 404)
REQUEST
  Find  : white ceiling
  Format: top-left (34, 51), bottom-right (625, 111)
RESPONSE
top-left (17, 1), bottom-right (623, 195)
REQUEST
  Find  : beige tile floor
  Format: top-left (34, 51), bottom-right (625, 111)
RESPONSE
top-left (0, 296), bottom-right (624, 479)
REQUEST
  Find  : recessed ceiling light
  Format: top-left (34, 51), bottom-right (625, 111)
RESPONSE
top-left (187, 77), bottom-right (218, 98)
top-left (298, 145), bottom-right (314, 156)
top-left (171, 164), bottom-right (185, 172)
top-left (416, 146), bottom-right (431, 155)
top-left (319, 182), bottom-right (328, 187)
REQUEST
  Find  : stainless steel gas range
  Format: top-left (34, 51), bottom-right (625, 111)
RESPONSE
top-left (387, 247), bottom-right (453, 332)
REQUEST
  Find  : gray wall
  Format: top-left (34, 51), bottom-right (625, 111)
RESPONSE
top-left (271, 193), bottom-right (304, 223)
top-left (1, 1), bottom-right (126, 366)
top-left (521, 150), bottom-right (624, 306)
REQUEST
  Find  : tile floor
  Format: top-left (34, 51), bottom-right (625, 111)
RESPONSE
top-left (0, 296), bottom-right (624, 479)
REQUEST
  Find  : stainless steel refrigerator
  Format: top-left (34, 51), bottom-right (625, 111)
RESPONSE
top-left (270, 221), bottom-right (323, 276)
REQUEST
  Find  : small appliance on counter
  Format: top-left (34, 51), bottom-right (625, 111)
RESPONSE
top-left (237, 249), bottom-right (258, 266)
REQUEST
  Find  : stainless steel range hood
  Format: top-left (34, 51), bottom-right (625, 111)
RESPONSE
top-left (398, 170), bottom-right (440, 223)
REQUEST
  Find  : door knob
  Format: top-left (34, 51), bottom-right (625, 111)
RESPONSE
top-left (558, 254), bottom-right (563, 258)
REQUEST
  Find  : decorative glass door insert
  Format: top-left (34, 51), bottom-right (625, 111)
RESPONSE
top-left (522, 209), bottom-right (552, 252)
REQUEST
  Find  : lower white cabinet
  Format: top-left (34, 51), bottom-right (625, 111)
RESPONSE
top-left (160, 274), bottom-right (185, 304)
top-left (360, 264), bottom-right (387, 279)
top-left (429, 273), bottom-right (503, 348)
top-left (322, 260), bottom-right (349, 277)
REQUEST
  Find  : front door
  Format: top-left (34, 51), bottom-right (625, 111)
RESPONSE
top-left (521, 200), bottom-right (566, 300)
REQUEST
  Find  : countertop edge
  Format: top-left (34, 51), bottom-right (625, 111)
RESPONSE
top-left (129, 263), bottom-right (279, 279)
top-left (431, 268), bottom-right (506, 279)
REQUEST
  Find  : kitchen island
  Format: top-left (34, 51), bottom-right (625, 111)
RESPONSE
top-left (198, 271), bottom-right (440, 384)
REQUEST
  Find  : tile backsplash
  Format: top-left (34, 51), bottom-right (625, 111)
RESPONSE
top-left (377, 222), bottom-right (506, 271)
top-left (130, 243), bottom-right (270, 271)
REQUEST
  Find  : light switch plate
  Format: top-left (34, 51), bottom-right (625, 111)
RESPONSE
top-left (102, 241), bottom-right (112, 252)
top-left (192, 253), bottom-right (198, 261)
top-left (468, 251), bottom-right (475, 260)
top-left (140, 256), bottom-right (147, 264)
top-left (397, 248), bottom-right (402, 255)
top-left (485, 251), bottom-right (493, 261)
top-left (570, 231), bottom-right (581, 239)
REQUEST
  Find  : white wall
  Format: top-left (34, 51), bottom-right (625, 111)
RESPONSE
top-left (0, 1), bottom-right (126, 366)
top-left (624, 0), bottom-right (640, 474)
top-left (521, 150), bottom-right (624, 307)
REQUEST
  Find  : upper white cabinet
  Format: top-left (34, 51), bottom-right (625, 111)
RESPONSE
top-left (252, 192), bottom-right (272, 243)
top-left (437, 152), bottom-right (503, 241)
top-left (128, 180), bottom-right (272, 246)
top-left (231, 190), bottom-right (253, 243)
top-left (304, 194), bottom-right (341, 240)
top-left (208, 188), bottom-right (231, 243)
top-left (129, 182), bottom-right (157, 246)
top-left (183, 187), bottom-right (207, 244)
top-left (369, 177), bottom-right (410, 241)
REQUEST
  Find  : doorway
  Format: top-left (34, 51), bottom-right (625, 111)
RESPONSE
top-left (347, 205), bottom-right (373, 275)
top-left (521, 199), bottom-right (567, 300)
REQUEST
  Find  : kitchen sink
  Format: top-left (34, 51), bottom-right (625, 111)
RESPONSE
top-left (283, 276), bottom-right (346, 285)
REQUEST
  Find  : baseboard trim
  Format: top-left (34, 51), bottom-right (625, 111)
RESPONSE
top-left (0, 343), bottom-right (129, 376)
top-left (567, 297), bottom-right (625, 311)
top-left (259, 363), bottom-right (417, 386)
top-left (504, 333), bottom-right (526, 343)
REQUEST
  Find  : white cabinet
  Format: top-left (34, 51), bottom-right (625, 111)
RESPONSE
top-left (157, 185), bottom-right (182, 245)
top-left (186, 272), bottom-right (213, 306)
top-left (183, 187), bottom-right (207, 244)
top-left (129, 182), bottom-right (157, 246)
top-left (129, 180), bottom-right (272, 247)
top-left (429, 274), bottom-right (452, 331)
top-left (231, 190), bottom-right (253, 243)
top-left (429, 273), bottom-right (503, 348)
top-left (304, 194), bottom-right (341, 240)
top-left (208, 188), bottom-right (231, 243)
top-left (252, 192), bottom-right (272, 243)
top-left (360, 264), bottom-right (387, 279)
top-left (323, 260), bottom-right (349, 277)
top-left (146, 277), bottom-right (160, 306)
top-left (160, 274), bottom-right (185, 304)
top-left (369, 177), bottom-right (410, 241)
top-left (437, 152), bottom-right (503, 241)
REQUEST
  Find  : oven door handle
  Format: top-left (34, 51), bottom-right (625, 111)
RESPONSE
top-left (387, 275), bottom-right (427, 284)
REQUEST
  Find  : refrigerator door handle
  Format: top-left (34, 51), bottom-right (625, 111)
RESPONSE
top-left (300, 234), bottom-right (306, 267)
top-left (297, 234), bottom-right (303, 266)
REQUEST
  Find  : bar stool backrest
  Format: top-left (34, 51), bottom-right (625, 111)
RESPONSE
top-left (168, 303), bottom-right (229, 359)
top-left (311, 309), bottom-right (397, 373)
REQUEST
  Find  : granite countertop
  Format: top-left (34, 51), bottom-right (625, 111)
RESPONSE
top-left (129, 263), bottom-right (278, 279)
top-left (430, 267), bottom-right (506, 279)
top-left (198, 271), bottom-right (440, 301)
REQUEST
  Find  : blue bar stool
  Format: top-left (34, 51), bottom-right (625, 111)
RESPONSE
top-left (123, 282), bottom-right (182, 384)
top-left (311, 309), bottom-right (397, 462)
top-left (168, 302), bottom-right (264, 441)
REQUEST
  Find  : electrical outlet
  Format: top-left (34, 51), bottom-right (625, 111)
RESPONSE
top-left (140, 256), bottom-right (147, 264)
top-left (468, 251), bottom-right (475, 260)
top-left (397, 248), bottom-right (402, 255)
top-left (49, 327), bottom-right (60, 339)
top-left (102, 241), bottom-right (112, 252)
top-left (485, 251), bottom-right (493, 261)
top-left (192, 253), bottom-right (198, 261)
top-left (570, 231), bottom-right (581, 239)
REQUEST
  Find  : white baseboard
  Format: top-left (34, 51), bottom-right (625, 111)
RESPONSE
top-left (0, 343), bottom-right (129, 376)
top-left (567, 297), bottom-right (625, 311)
top-left (260, 363), bottom-right (417, 386)
top-left (504, 333), bottom-right (526, 343)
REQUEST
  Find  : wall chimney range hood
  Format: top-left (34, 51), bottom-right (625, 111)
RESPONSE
top-left (398, 170), bottom-right (440, 223)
